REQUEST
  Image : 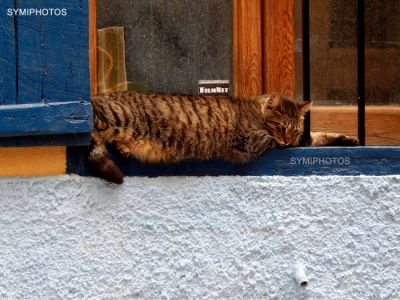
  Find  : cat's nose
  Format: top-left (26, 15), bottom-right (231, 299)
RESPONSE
top-left (283, 137), bottom-right (291, 146)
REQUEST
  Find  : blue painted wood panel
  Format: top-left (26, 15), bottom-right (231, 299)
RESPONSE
top-left (16, 0), bottom-right (90, 104)
top-left (67, 147), bottom-right (400, 177)
top-left (0, 0), bottom-right (16, 105)
top-left (0, 1), bottom-right (92, 140)
top-left (0, 101), bottom-right (92, 137)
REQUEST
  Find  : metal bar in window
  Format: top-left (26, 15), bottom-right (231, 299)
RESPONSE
top-left (357, 0), bottom-right (366, 145)
top-left (302, 0), bottom-right (311, 144)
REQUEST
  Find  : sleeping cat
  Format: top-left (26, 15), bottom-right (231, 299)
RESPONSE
top-left (89, 92), bottom-right (359, 183)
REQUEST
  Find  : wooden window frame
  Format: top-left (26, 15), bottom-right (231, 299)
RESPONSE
top-left (233, 0), bottom-right (295, 98)
top-left (67, 0), bottom-right (400, 177)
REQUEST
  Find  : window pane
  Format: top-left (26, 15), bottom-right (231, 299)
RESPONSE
top-left (365, 0), bottom-right (400, 145)
top-left (296, 0), bottom-right (400, 145)
top-left (296, 0), bottom-right (359, 138)
top-left (97, 0), bottom-right (232, 95)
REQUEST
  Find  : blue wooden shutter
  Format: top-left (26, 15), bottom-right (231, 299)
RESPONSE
top-left (0, 0), bottom-right (17, 106)
top-left (0, 0), bottom-right (92, 140)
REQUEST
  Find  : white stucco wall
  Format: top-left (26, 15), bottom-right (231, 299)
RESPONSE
top-left (0, 175), bottom-right (399, 299)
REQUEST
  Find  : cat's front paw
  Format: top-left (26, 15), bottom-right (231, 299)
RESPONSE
top-left (335, 135), bottom-right (360, 146)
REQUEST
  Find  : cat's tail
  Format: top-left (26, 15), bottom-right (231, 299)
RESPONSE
top-left (88, 132), bottom-right (124, 184)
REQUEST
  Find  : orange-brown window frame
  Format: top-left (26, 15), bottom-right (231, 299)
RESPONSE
top-left (233, 0), bottom-right (296, 98)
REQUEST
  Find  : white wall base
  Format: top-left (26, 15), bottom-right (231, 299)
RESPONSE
top-left (0, 175), bottom-right (399, 299)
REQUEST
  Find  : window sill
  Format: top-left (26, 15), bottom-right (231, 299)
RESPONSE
top-left (67, 146), bottom-right (400, 177)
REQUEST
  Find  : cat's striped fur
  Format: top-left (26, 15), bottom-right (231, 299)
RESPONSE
top-left (89, 92), bottom-right (358, 183)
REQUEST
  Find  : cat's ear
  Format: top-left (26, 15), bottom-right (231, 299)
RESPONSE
top-left (297, 101), bottom-right (312, 114)
top-left (260, 93), bottom-right (281, 112)
top-left (266, 93), bottom-right (281, 108)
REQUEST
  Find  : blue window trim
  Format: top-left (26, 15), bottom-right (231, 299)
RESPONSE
top-left (0, 102), bottom-right (92, 139)
top-left (67, 146), bottom-right (400, 177)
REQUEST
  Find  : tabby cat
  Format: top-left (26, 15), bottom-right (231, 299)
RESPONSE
top-left (89, 92), bottom-right (358, 183)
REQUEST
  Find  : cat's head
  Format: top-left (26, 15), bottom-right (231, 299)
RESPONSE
top-left (259, 93), bottom-right (312, 146)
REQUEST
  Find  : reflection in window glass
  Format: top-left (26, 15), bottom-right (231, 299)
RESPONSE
top-left (295, 0), bottom-right (400, 144)
top-left (365, 0), bottom-right (400, 145)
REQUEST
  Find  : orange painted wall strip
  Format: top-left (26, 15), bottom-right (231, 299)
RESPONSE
top-left (0, 147), bottom-right (66, 177)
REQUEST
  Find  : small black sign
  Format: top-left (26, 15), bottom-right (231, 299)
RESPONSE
top-left (198, 80), bottom-right (230, 96)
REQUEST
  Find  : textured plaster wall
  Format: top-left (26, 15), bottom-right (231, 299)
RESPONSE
top-left (0, 175), bottom-right (399, 299)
